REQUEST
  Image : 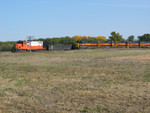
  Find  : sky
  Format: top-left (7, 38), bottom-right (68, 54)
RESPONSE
top-left (0, 0), bottom-right (150, 41)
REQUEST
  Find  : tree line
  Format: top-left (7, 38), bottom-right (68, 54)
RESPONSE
top-left (0, 41), bottom-right (16, 52)
top-left (0, 32), bottom-right (150, 51)
top-left (109, 32), bottom-right (150, 42)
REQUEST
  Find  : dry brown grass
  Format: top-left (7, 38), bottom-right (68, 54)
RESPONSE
top-left (108, 54), bottom-right (150, 61)
top-left (0, 49), bottom-right (150, 113)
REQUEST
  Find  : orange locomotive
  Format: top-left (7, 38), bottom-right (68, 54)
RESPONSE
top-left (12, 41), bottom-right (45, 52)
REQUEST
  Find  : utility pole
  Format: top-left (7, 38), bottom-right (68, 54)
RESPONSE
top-left (27, 36), bottom-right (34, 52)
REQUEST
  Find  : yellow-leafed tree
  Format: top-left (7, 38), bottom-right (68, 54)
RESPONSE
top-left (74, 35), bottom-right (83, 41)
top-left (83, 36), bottom-right (88, 40)
top-left (96, 36), bottom-right (107, 41)
top-left (95, 36), bottom-right (107, 48)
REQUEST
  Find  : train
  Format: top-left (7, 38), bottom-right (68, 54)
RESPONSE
top-left (11, 40), bottom-right (150, 52)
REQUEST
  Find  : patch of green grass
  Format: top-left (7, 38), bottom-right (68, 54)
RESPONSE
top-left (80, 107), bottom-right (91, 112)
top-left (18, 90), bottom-right (31, 97)
top-left (137, 67), bottom-right (150, 82)
top-left (0, 91), bottom-right (6, 97)
top-left (15, 79), bottom-right (30, 87)
top-left (91, 47), bottom-right (97, 49)
top-left (19, 65), bottom-right (38, 73)
top-left (80, 105), bottom-right (109, 113)
top-left (143, 73), bottom-right (150, 82)
top-left (2, 74), bottom-right (10, 79)
top-left (93, 105), bottom-right (109, 112)
top-left (107, 81), bottom-right (112, 88)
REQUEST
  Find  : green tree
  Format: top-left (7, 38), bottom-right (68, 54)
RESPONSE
top-left (43, 38), bottom-right (51, 46)
top-left (128, 35), bottom-right (134, 41)
top-left (0, 41), bottom-right (16, 51)
top-left (109, 31), bottom-right (125, 41)
top-left (0, 42), bottom-right (4, 51)
top-left (138, 34), bottom-right (150, 41)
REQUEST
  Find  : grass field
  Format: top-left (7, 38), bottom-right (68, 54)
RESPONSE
top-left (0, 49), bottom-right (150, 113)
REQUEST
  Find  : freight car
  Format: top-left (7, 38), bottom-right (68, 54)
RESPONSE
top-left (76, 41), bottom-right (150, 48)
top-left (79, 40), bottom-right (97, 49)
top-left (75, 41), bottom-right (119, 48)
top-left (11, 41), bottom-right (45, 52)
top-left (143, 42), bottom-right (150, 48)
top-left (46, 44), bottom-right (73, 51)
top-left (78, 40), bottom-right (114, 48)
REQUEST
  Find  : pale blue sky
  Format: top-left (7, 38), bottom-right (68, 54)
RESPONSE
top-left (0, 0), bottom-right (150, 41)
